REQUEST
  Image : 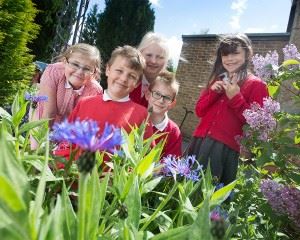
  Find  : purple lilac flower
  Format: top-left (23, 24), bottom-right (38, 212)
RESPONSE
top-left (283, 43), bottom-right (300, 61)
top-left (242, 97), bottom-right (279, 141)
top-left (262, 97), bottom-right (280, 114)
top-left (260, 179), bottom-right (300, 229)
top-left (252, 51), bottom-right (279, 81)
top-left (160, 155), bottom-right (202, 182)
top-left (50, 119), bottom-right (123, 152)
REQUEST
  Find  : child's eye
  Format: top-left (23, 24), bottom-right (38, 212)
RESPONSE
top-left (129, 74), bottom-right (138, 81)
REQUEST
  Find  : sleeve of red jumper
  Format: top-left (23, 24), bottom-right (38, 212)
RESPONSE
top-left (195, 88), bottom-right (222, 117)
top-left (227, 81), bottom-right (269, 122)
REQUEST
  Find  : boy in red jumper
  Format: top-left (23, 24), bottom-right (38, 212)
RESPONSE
top-left (54, 46), bottom-right (153, 160)
top-left (68, 45), bottom-right (152, 138)
top-left (146, 71), bottom-right (182, 159)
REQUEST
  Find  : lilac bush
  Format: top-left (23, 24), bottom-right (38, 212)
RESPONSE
top-left (252, 50), bottom-right (279, 80)
top-left (242, 97), bottom-right (280, 141)
top-left (260, 179), bottom-right (300, 229)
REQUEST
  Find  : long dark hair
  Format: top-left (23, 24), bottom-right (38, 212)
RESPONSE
top-left (207, 33), bottom-right (253, 87)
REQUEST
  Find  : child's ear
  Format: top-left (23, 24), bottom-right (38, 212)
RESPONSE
top-left (168, 98), bottom-right (177, 110)
top-left (105, 64), bottom-right (110, 77)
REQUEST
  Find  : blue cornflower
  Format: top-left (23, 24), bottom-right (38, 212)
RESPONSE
top-left (50, 119), bottom-right (123, 153)
top-left (161, 155), bottom-right (202, 182)
top-left (25, 92), bottom-right (48, 103)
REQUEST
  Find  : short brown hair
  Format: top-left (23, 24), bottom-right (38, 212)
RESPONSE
top-left (107, 45), bottom-right (146, 77)
top-left (149, 70), bottom-right (180, 98)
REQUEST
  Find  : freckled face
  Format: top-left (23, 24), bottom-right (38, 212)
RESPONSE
top-left (64, 52), bottom-right (95, 89)
top-left (221, 46), bottom-right (246, 74)
top-left (141, 43), bottom-right (167, 81)
top-left (106, 56), bottom-right (140, 100)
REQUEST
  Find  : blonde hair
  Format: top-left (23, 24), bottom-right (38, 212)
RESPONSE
top-left (138, 32), bottom-right (170, 63)
top-left (56, 43), bottom-right (102, 74)
top-left (149, 70), bottom-right (180, 98)
top-left (107, 45), bottom-right (146, 78)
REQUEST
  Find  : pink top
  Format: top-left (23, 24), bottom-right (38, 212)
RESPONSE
top-left (36, 62), bottom-right (103, 123)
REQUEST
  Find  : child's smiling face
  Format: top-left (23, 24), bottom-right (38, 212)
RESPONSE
top-left (221, 46), bottom-right (246, 75)
top-left (106, 56), bottom-right (140, 100)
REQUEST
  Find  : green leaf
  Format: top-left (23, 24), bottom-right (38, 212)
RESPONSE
top-left (120, 172), bottom-right (135, 201)
top-left (189, 196), bottom-right (211, 240)
top-left (125, 177), bottom-right (141, 228)
top-left (19, 119), bottom-right (49, 134)
top-left (0, 107), bottom-right (12, 123)
top-left (12, 101), bottom-right (28, 128)
top-left (150, 225), bottom-right (190, 240)
top-left (281, 59), bottom-right (300, 67)
top-left (85, 167), bottom-right (102, 239)
top-left (142, 176), bottom-right (162, 194)
top-left (0, 130), bottom-right (29, 202)
top-left (136, 147), bottom-right (160, 177)
top-left (267, 84), bottom-right (279, 98)
top-left (61, 183), bottom-right (77, 240)
top-left (0, 175), bottom-right (26, 212)
top-left (210, 180), bottom-right (236, 207)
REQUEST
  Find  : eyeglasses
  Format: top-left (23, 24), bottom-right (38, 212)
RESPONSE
top-left (151, 91), bottom-right (174, 103)
top-left (66, 59), bottom-right (95, 75)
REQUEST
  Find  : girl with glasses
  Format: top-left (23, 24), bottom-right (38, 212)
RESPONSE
top-left (33, 43), bottom-right (103, 128)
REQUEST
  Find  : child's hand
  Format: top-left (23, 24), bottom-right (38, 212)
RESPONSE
top-left (222, 73), bottom-right (240, 99)
top-left (210, 80), bottom-right (224, 93)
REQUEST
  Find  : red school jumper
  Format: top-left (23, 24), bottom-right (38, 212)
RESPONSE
top-left (153, 119), bottom-right (182, 159)
top-left (193, 75), bottom-right (269, 152)
top-left (68, 95), bottom-right (153, 138)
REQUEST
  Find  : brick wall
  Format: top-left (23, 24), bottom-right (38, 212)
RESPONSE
top-left (170, 34), bottom-right (291, 140)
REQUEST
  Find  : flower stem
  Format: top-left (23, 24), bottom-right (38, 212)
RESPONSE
top-left (77, 172), bottom-right (89, 240)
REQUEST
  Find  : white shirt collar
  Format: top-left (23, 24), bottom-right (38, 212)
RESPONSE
top-left (103, 89), bottom-right (130, 102)
top-left (154, 114), bottom-right (169, 131)
top-left (65, 80), bottom-right (85, 95)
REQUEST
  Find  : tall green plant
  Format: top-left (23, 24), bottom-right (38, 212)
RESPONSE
top-left (0, 0), bottom-right (39, 104)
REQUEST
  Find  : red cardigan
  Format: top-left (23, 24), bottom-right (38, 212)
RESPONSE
top-left (153, 119), bottom-right (182, 159)
top-left (193, 75), bottom-right (269, 152)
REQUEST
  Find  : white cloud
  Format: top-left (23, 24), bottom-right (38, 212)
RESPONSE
top-left (167, 36), bottom-right (183, 67)
top-left (229, 0), bottom-right (248, 30)
top-left (149, 0), bottom-right (160, 6)
top-left (231, 0), bottom-right (247, 13)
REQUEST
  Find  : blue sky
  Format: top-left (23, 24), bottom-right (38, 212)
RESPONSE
top-left (89, 0), bottom-right (292, 66)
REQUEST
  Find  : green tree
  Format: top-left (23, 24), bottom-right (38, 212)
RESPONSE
top-left (0, 0), bottom-right (39, 104)
top-left (80, 4), bottom-right (99, 45)
top-left (95, 0), bottom-right (155, 64)
top-left (29, 0), bottom-right (78, 62)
